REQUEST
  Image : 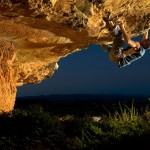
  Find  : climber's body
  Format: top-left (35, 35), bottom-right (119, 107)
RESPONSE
top-left (102, 18), bottom-right (150, 68)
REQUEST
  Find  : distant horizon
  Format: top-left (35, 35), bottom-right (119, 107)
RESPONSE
top-left (17, 93), bottom-right (150, 98)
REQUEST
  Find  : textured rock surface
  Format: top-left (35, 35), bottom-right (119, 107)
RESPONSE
top-left (0, 0), bottom-right (150, 112)
top-left (0, 39), bottom-right (17, 112)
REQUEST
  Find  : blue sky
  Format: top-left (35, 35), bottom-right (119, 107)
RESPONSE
top-left (17, 34), bottom-right (150, 97)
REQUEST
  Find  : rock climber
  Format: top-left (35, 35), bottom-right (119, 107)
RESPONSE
top-left (101, 17), bottom-right (150, 68)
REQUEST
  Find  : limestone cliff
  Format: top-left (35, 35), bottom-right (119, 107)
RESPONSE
top-left (0, 0), bottom-right (149, 112)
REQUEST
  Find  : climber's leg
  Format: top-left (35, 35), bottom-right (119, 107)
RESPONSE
top-left (103, 13), bottom-right (117, 30)
top-left (109, 26), bottom-right (124, 64)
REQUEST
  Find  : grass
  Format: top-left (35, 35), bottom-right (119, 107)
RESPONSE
top-left (0, 100), bottom-right (150, 150)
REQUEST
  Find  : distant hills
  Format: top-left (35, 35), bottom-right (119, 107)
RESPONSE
top-left (17, 94), bottom-right (149, 102)
top-left (15, 94), bottom-right (150, 115)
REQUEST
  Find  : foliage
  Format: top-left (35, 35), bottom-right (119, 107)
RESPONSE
top-left (0, 102), bottom-right (149, 149)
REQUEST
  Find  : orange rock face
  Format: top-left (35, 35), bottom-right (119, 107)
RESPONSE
top-left (0, 39), bottom-right (17, 113)
top-left (0, 0), bottom-right (149, 112)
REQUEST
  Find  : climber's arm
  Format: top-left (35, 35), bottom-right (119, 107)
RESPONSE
top-left (117, 19), bottom-right (140, 50)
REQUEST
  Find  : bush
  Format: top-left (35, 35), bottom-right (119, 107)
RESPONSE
top-left (0, 102), bottom-right (150, 149)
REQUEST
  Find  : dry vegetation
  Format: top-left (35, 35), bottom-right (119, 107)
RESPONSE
top-left (0, 101), bottom-right (150, 149)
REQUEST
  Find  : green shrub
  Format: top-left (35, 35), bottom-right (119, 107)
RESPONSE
top-left (0, 102), bottom-right (150, 149)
